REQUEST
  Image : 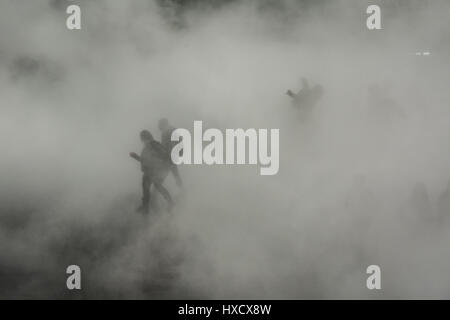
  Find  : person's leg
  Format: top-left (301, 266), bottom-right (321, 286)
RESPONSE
top-left (171, 164), bottom-right (182, 187)
top-left (153, 182), bottom-right (174, 212)
top-left (140, 174), bottom-right (151, 213)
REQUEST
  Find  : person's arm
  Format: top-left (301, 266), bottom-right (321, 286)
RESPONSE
top-left (129, 152), bottom-right (141, 162)
top-left (286, 89), bottom-right (295, 98)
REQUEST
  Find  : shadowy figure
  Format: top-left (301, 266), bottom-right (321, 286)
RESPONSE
top-left (286, 77), bottom-right (323, 112)
top-left (158, 118), bottom-right (183, 188)
top-left (130, 130), bottom-right (174, 214)
top-left (438, 180), bottom-right (450, 222)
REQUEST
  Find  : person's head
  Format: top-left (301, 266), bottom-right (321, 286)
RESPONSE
top-left (140, 130), bottom-right (153, 144)
top-left (158, 118), bottom-right (169, 132)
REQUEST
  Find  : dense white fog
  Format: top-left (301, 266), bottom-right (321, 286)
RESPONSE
top-left (0, 0), bottom-right (449, 299)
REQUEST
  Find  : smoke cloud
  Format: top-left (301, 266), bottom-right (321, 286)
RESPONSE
top-left (0, 0), bottom-right (449, 299)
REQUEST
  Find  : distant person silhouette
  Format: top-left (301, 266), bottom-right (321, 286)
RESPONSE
top-left (286, 77), bottom-right (323, 111)
top-left (130, 130), bottom-right (174, 214)
top-left (158, 118), bottom-right (183, 187)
